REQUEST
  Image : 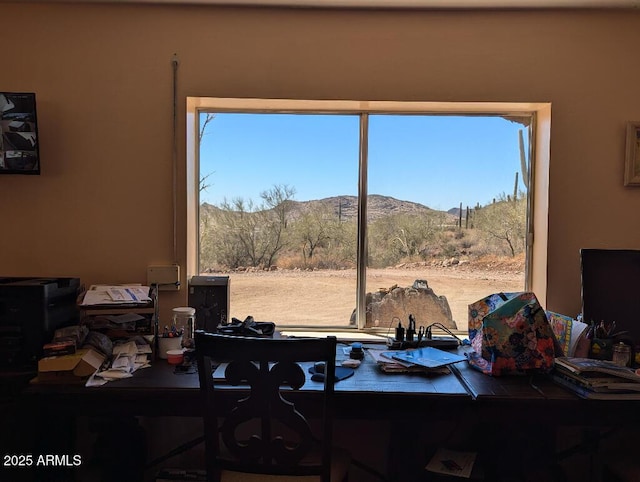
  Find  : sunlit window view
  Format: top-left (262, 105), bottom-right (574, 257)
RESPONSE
top-left (198, 109), bottom-right (528, 332)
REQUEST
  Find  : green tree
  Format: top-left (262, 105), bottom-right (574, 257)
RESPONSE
top-left (294, 203), bottom-right (335, 265)
top-left (474, 193), bottom-right (526, 256)
top-left (368, 211), bottom-right (446, 267)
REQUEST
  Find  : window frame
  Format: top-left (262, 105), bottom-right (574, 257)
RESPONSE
top-left (186, 98), bottom-right (551, 332)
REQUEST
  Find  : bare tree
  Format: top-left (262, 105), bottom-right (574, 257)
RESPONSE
top-left (207, 184), bottom-right (297, 269)
top-left (199, 113), bottom-right (216, 193)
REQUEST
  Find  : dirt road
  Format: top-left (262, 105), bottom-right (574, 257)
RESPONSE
top-left (224, 265), bottom-right (524, 330)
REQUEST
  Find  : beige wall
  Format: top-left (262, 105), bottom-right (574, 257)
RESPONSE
top-left (1, 3), bottom-right (639, 321)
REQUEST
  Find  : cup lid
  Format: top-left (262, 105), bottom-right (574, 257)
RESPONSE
top-left (172, 307), bottom-right (196, 315)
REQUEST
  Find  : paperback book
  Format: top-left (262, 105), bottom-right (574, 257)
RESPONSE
top-left (553, 369), bottom-right (640, 393)
top-left (546, 311), bottom-right (589, 357)
top-left (554, 357), bottom-right (640, 381)
top-left (551, 372), bottom-right (640, 400)
top-left (553, 356), bottom-right (640, 399)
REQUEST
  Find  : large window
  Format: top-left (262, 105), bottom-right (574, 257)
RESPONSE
top-left (187, 99), bottom-right (550, 333)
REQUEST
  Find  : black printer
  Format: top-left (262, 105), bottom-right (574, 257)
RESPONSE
top-left (0, 277), bottom-right (81, 374)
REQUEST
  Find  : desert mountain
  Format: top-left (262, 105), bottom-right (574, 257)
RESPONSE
top-left (201, 194), bottom-right (452, 222)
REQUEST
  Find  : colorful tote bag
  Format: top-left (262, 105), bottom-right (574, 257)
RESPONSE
top-left (467, 292), bottom-right (558, 376)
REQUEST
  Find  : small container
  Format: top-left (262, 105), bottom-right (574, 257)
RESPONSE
top-left (172, 307), bottom-right (196, 349)
top-left (613, 342), bottom-right (631, 367)
top-left (158, 336), bottom-right (183, 359)
top-left (166, 349), bottom-right (185, 365)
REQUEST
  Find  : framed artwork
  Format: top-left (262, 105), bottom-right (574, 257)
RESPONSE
top-left (624, 121), bottom-right (640, 186)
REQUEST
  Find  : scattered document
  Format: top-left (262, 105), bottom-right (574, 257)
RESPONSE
top-left (112, 341), bottom-right (139, 357)
top-left (425, 448), bottom-right (477, 478)
top-left (80, 285), bottom-right (152, 306)
top-left (86, 340), bottom-right (152, 386)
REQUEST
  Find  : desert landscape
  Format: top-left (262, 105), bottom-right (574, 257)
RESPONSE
top-left (221, 257), bottom-right (525, 331)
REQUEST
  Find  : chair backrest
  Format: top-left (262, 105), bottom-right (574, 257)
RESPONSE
top-left (195, 331), bottom-right (337, 482)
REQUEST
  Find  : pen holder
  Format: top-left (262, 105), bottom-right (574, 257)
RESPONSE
top-left (590, 338), bottom-right (614, 361)
top-left (158, 336), bottom-right (183, 359)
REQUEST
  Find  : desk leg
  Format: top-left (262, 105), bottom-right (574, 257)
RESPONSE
top-left (31, 412), bottom-right (77, 482)
top-left (88, 416), bottom-right (147, 482)
top-left (472, 420), bottom-right (561, 481)
top-left (388, 418), bottom-right (424, 482)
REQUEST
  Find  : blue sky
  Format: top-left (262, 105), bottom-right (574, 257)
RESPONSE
top-left (199, 113), bottom-right (528, 211)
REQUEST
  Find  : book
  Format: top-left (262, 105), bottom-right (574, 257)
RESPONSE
top-left (546, 311), bottom-right (589, 357)
top-left (553, 368), bottom-right (640, 392)
top-left (391, 346), bottom-right (466, 369)
top-left (554, 357), bottom-right (640, 382)
top-left (551, 373), bottom-right (640, 400)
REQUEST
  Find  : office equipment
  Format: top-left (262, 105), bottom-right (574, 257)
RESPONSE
top-left (580, 248), bottom-right (640, 349)
top-left (0, 277), bottom-right (80, 373)
top-left (78, 285), bottom-right (156, 339)
top-left (188, 276), bottom-right (229, 332)
top-left (0, 92), bottom-right (40, 174)
top-left (195, 331), bottom-right (351, 482)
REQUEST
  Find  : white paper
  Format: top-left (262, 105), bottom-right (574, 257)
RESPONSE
top-left (113, 341), bottom-right (138, 356)
top-left (425, 448), bottom-right (477, 478)
top-left (80, 285), bottom-right (151, 306)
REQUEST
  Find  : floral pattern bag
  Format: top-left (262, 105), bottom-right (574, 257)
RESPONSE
top-left (467, 292), bottom-right (559, 376)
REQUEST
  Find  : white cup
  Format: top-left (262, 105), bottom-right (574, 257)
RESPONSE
top-left (158, 336), bottom-right (182, 359)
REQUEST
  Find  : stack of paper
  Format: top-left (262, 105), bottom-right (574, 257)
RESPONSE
top-left (367, 348), bottom-right (450, 374)
top-left (80, 285), bottom-right (152, 306)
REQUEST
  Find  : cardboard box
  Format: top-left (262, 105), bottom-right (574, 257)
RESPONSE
top-left (37, 348), bottom-right (105, 383)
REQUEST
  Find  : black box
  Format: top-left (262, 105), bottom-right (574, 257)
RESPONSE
top-left (0, 277), bottom-right (80, 372)
top-left (188, 276), bottom-right (229, 332)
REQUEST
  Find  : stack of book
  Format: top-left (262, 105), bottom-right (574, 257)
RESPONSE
top-left (552, 356), bottom-right (640, 399)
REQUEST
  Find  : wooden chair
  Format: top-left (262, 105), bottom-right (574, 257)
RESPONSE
top-left (194, 331), bottom-right (351, 482)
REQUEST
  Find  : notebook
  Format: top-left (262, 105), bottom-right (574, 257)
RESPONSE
top-left (391, 346), bottom-right (466, 369)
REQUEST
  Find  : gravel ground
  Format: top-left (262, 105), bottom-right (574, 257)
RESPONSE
top-left (222, 262), bottom-right (524, 330)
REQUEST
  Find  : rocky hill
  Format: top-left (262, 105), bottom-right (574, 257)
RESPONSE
top-left (202, 194), bottom-right (453, 222)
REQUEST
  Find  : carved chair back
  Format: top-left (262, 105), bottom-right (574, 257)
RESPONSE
top-left (195, 331), bottom-right (337, 482)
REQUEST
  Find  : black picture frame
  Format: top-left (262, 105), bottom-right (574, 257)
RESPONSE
top-left (0, 92), bottom-right (40, 175)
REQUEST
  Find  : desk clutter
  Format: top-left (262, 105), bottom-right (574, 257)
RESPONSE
top-left (32, 284), bottom-right (159, 385)
top-left (36, 324), bottom-right (153, 385)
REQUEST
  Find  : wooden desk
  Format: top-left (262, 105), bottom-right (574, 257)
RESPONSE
top-left (18, 346), bottom-right (473, 482)
top-left (22, 345), bottom-right (473, 419)
top-left (20, 346), bottom-right (637, 482)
